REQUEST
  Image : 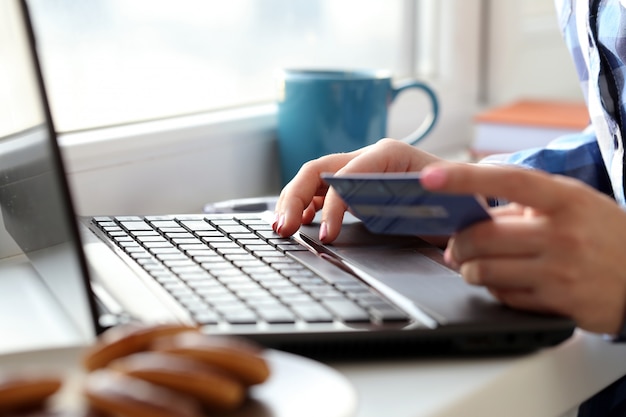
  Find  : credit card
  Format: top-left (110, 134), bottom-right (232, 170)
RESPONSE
top-left (322, 172), bottom-right (491, 235)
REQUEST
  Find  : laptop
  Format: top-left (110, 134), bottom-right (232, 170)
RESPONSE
top-left (0, 0), bottom-right (575, 359)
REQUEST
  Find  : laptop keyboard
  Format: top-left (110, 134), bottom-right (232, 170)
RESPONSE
top-left (91, 215), bottom-right (410, 328)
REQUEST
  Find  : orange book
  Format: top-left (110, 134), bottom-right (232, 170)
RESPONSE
top-left (471, 99), bottom-right (589, 158)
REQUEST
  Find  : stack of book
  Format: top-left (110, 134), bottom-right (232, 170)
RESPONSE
top-left (470, 99), bottom-right (589, 159)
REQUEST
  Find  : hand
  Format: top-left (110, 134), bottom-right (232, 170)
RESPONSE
top-left (420, 161), bottom-right (626, 335)
top-left (272, 138), bottom-right (443, 242)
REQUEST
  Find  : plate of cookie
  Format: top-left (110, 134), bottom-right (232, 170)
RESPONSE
top-left (0, 324), bottom-right (358, 417)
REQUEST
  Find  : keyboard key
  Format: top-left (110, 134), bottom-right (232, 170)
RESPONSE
top-left (93, 216), bottom-right (113, 222)
top-left (290, 303), bottom-right (334, 323)
top-left (229, 233), bottom-right (257, 240)
top-left (179, 244), bottom-right (213, 252)
top-left (97, 221), bottom-right (117, 228)
top-left (193, 310), bottom-right (220, 325)
top-left (266, 289), bottom-right (301, 300)
top-left (110, 232), bottom-right (131, 238)
top-left (202, 292), bottom-right (239, 304)
top-left (115, 216), bottom-right (143, 222)
top-left (129, 252), bottom-right (153, 260)
top-left (240, 243), bottom-right (275, 252)
top-left (148, 220), bottom-right (180, 229)
top-left (117, 241), bottom-right (142, 248)
top-left (195, 230), bottom-right (225, 238)
top-left (169, 265), bottom-right (205, 275)
top-left (225, 254), bottom-right (258, 262)
top-left (276, 243), bottom-right (309, 252)
top-left (178, 272), bottom-right (214, 282)
top-left (215, 247), bottom-right (248, 256)
top-left (204, 266), bottom-right (242, 276)
top-left (279, 293), bottom-right (314, 304)
top-left (119, 221), bottom-right (154, 231)
top-left (257, 307), bottom-right (297, 324)
top-left (255, 230), bottom-right (283, 240)
top-left (153, 275), bottom-right (181, 285)
top-left (164, 232), bottom-right (196, 239)
top-left (289, 276), bottom-right (323, 285)
top-left (219, 308), bottom-right (258, 325)
top-left (200, 236), bottom-right (231, 244)
top-left (136, 235), bottom-right (168, 243)
top-left (156, 254), bottom-right (189, 262)
top-left (179, 220), bottom-right (215, 231)
top-left (369, 305), bottom-right (411, 323)
top-left (322, 299), bottom-right (371, 323)
top-left (241, 266), bottom-right (275, 275)
top-left (171, 238), bottom-right (204, 246)
top-left (143, 241), bottom-right (177, 249)
top-left (216, 225), bottom-right (250, 234)
top-left (144, 216), bottom-right (176, 221)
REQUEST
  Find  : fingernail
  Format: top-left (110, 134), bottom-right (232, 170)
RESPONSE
top-left (276, 214), bottom-right (286, 234)
top-left (421, 166), bottom-right (447, 189)
top-left (271, 212), bottom-right (280, 230)
top-left (319, 221), bottom-right (328, 241)
top-left (443, 247), bottom-right (459, 269)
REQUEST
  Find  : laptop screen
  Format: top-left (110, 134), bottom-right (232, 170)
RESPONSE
top-left (0, 0), bottom-right (98, 340)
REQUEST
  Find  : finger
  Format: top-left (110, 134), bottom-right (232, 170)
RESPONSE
top-left (488, 288), bottom-right (559, 316)
top-left (301, 196), bottom-right (325, 225)
top-left (335, 138), bottom-right (441, 174)
top-left (448, 216), bottom-right (548, 264)
top-left (274, 153), bottom-right (356, 237)
top-left (318, 187), bottom-right (348, 242)
top-left (460, 256), bottom-right (544, 289)
top-left (420, 162), bottom-right (577, 213)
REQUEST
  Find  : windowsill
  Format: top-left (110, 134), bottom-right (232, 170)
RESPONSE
top-left (59, 104), bottom-right (278, 173)
top-left (59, 104), bottom-right (282, 216)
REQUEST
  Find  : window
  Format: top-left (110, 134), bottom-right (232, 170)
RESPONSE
top-left (29, 0), bottom-right (413, 132)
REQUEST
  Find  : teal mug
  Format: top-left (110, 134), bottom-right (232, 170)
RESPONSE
top-left (276, 69), bottom-right (439, 184)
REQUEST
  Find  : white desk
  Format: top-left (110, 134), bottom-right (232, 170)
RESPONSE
top-left (1, 255), bottom-right (626, 417)
top-left (331, 330), bottom-right (626, 417)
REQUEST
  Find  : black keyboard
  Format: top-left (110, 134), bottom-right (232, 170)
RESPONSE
top-left (91, 215), bottom-right (410, 327)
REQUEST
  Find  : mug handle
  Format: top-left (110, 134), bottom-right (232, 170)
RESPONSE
top-left (391, 80), bottom-right (439, 146)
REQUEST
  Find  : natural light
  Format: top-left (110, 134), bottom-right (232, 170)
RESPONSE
top-left (29, 0), bottom-right (406, 132)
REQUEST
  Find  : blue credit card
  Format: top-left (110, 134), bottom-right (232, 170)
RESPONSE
top-left (321, 172), bottom-right (491, 236)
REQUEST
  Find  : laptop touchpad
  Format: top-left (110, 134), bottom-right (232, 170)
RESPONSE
top-left (298, 222), bottom-right (504, 325)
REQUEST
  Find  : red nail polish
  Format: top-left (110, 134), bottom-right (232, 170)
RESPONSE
top-left (276, 214), bottom-right (286, 233)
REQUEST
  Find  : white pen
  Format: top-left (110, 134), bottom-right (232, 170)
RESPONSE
top-left (203, 195), bottom-right (279, 214)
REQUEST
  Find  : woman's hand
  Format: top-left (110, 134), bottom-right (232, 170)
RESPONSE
top-left (421, 162), bottom-right (626, 335)
top-left (273, 138), bottom-right (443, 242)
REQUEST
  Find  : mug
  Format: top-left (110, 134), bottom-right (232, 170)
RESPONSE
top-left (276, 69), bottom-right (439, 184)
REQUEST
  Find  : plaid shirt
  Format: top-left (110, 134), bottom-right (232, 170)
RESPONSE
top-left (492, 0), bottom-right (626, 206)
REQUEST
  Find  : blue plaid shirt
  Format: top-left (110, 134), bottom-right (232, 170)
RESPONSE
top-left (492, 0), bottom-right (626, 206)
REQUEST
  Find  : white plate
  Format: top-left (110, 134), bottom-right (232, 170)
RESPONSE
top-left (0, 345), bottom-right (358, 417)
top-left (237, 349), bottom-right (357, 417)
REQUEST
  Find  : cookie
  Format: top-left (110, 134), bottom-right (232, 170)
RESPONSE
top-left (108, 352), bottom-right (245, 411)
top-left (83, 369), bottom-right (203, 417)
top-left (151, 332), bottom-right (270, 386)
top-left (82, 323), bottom-right (197, 371)
top-left (4, 411), bottom-right (99, 417)
top-left (0, 374), bottom-right (62, 413)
